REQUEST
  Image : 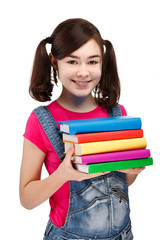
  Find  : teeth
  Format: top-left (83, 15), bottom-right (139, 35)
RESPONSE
top-left (74, 80), bottom-right (90, 84)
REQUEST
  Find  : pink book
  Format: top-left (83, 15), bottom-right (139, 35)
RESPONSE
top-left (72, 149), bottom-right (151, 164)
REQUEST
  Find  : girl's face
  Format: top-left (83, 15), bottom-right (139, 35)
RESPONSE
top-left (54, 39), bottom-right (102, 99)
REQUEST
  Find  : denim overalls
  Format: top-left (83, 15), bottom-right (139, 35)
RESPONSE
top-left (34, 105), bottom-right (133, 240)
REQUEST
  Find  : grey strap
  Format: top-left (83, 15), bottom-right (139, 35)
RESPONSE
top-left (107, 104), bottom-right (122, 117)
top-left (33, 106), bottom-right (65, 161)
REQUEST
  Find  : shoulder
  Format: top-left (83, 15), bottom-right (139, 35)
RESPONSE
top-left (24, 111), bottom-right (40, 131)
top-left (23, 111), bottom-right (47, 153)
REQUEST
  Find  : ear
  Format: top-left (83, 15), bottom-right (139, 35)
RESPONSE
top-left (49, 53), bottom-right (57, 70)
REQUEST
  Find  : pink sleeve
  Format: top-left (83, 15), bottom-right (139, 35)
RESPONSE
top-left (23, 112), bottom-right (47, 153)
top-left (119, 104), bottom-right (127, 116)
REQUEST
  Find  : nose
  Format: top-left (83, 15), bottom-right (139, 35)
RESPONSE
top-left (76, 64), bottom-right (89, 78)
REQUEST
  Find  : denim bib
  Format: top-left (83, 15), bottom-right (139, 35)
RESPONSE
top-left (34, 105), bottom-right (133, 240)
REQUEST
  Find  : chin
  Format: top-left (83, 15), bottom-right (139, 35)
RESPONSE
top-left (72, 89), bottom-right (93, 98)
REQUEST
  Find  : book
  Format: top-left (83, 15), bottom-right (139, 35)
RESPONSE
top-left (63, 129), bottom-right (143, 143)
top-left (73, 157), bottom-right (153, 173)
top-left (64, 137), bottom-right (147, 155)
top-left (58, 116), bottom-right (142, 135)
top-left (72, 149), bottom-right (151, 164)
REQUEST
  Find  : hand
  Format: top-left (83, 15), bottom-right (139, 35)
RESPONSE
top-left (118, 167), bottom-right (145, 186)
top-left (57, 146), bottom-right (109, 182)
top-left (118, 167), bottom-right (145, 175)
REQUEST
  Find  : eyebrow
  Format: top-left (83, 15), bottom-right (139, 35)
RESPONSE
top-left (67, 54), bottom-right (101, 59)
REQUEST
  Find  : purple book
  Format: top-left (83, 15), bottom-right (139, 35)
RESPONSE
top-left (72, 149), bottom-right (151, 164)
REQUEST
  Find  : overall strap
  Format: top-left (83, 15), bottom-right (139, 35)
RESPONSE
top-left (33, 106), bottom-right (65, 161)
top-left (107, 104), bottom-right (122, 117)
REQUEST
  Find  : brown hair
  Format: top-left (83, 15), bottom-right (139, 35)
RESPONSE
top-left (29, 18), bottom-right (120, 108)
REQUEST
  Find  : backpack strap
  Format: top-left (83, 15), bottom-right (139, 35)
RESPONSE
top-left (107, 104), bottom-right (122, 117)
top-left (33, 106), bottom-right (65, 161)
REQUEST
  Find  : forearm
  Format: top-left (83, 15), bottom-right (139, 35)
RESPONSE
top-left (20, 144), bottom-right (106, 210)
top-left (20, 168), bottom-right (65, 210)
top-left (126, 173), bottom-right (138, 186)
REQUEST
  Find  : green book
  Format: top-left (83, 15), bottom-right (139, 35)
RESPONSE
top-left (73, 157), bottom-right (153, 174)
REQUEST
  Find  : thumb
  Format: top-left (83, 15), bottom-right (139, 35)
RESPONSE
top-left (64, 145), bottom-right (75, 163)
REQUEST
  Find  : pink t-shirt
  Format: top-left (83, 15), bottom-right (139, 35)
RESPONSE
top-left (23, 100), bottom-right (127, 227)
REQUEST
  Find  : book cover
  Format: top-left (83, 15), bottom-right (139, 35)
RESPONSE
top-left (58, 116), bottom-right (142, 135)
top-left (65, 137), bottom-right (147, 155)
top-left (72, 149), bottom-right (151, 164)
top-left (63, 129), bottom-right (143, 143)
top-left (73, 157), bottom-right (153, 173)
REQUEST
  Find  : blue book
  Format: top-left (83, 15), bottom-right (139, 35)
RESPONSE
top-left (58, 116), bottom-right (142, 135)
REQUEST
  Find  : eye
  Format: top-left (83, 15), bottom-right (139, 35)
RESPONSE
top-left (89, 61), bottom-right (98, 65)
top-left (68, 60), bottom-right (77, 65)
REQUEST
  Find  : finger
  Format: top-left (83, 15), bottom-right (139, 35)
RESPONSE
top-left (64, 145), bottom-right (74, 162)
top-left (134, 167), bottom-right (145, 171)
top-left (88, 172), bottom-right (110, 178)
top-left (75, 171), bottom-right (110, 181)
top-left (132, 167), bottom-right (146, 173)
top-left (119, 167), bottom-right (146, 174)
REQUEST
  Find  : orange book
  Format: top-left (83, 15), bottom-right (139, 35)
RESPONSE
top-left (62, 129), bottom-right (143, 143)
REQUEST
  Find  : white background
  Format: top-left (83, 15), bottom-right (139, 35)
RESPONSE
top-left (0, 0), bottom-right (160, 239)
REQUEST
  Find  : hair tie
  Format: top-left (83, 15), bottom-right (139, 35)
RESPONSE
top-left (45, 37), bottom-right (53, 44)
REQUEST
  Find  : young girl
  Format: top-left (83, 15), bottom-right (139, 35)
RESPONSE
top-left (20, 18), bottom-right (144, 239)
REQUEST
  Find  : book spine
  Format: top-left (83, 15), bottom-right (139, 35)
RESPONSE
top-left (75, 137), bottom-right (147, 155)
top-left (64, 117), bottom-right (142, 134)
top-left (88, 157), bottom-right (153, 173)
top-left (69, 129), bottom-right (144, 143)
top-left (73, 149), bottom-right (151, 164)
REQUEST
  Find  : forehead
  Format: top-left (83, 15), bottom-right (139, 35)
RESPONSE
top-left (70, 39), bottom-right (102, 57)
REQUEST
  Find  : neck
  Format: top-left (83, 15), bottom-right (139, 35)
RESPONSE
top-left (57, 91), bottom-right (98, 113)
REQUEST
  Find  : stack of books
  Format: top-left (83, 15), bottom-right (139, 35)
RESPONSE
top-left (58, 116), bottom-right (153, 174)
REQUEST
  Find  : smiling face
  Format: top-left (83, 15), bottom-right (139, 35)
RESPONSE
top-left (54, 39), bottom-right (102, 99)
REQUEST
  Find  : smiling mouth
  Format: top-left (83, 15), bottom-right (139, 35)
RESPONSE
top-left (71, 80), bottom-right (92, 88)
top-left (72, 80), bottom-right (92, 84)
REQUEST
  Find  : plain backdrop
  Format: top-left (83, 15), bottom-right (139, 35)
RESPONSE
top-left (0, 0), bottom-right (160, 239)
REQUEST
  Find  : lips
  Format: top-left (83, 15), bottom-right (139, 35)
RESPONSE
top-left (72, 80), bottom-right (92, 88)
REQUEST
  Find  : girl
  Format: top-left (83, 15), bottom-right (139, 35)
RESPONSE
top-left (20, 18), bottom-right (144, 239)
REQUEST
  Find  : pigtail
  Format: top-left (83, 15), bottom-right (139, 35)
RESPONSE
top-left (95, 40), bottom-right (121, 109)
top-left (29, 39), bottom-right (55, 102)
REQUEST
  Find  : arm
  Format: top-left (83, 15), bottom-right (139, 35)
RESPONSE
top-left (19, 139), bottom-right (66, 209)
top-left (19, 139), bottom-right (105, 210)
